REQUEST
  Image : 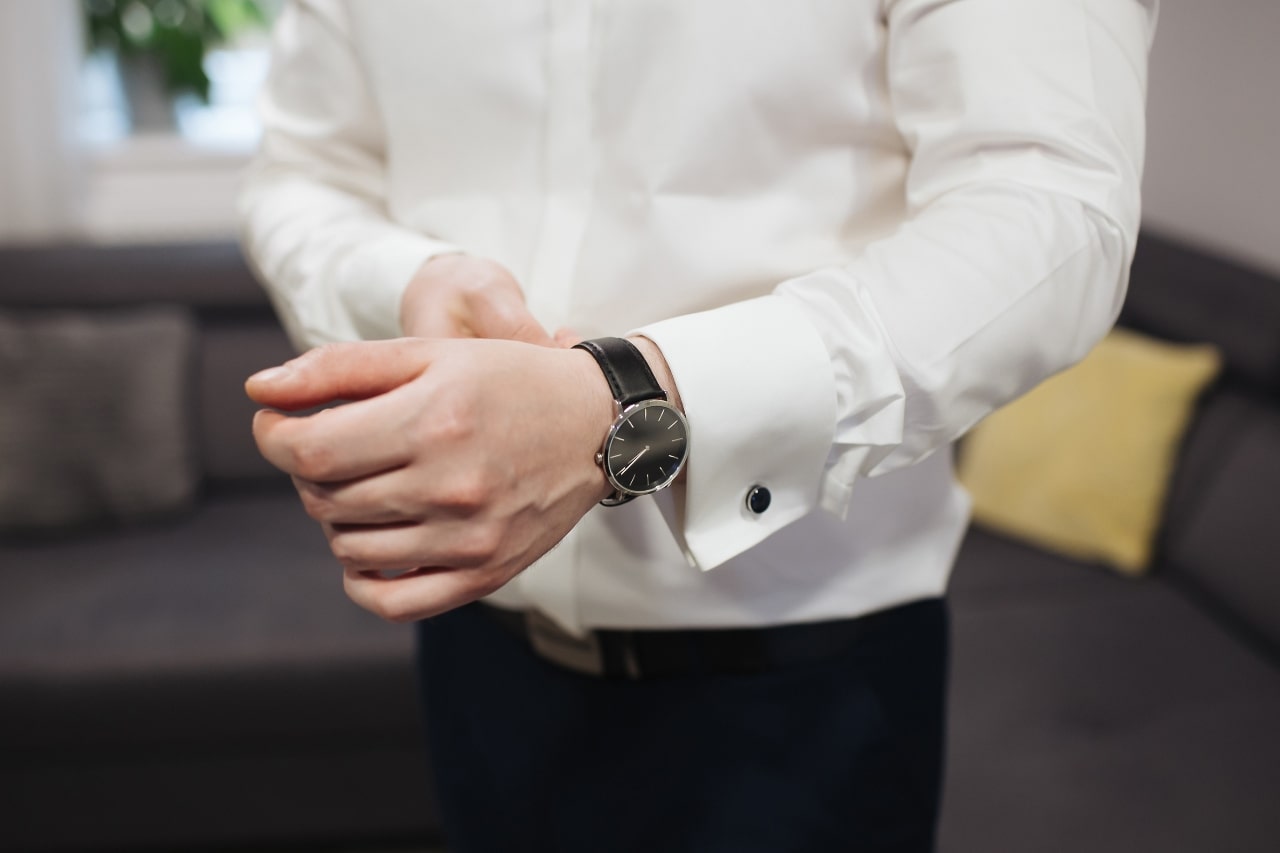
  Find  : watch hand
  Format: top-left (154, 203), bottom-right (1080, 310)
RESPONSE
top-left (618, 446), bottom-right (650, 476)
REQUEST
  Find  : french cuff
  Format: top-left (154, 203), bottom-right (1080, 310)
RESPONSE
top-left (336, 229), bottom-right (460, 340)
top-left (634, 295), bottom-right (837, 571)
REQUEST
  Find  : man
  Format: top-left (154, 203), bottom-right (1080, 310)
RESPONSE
top-left (241, 2), bottom-right (1156, 850)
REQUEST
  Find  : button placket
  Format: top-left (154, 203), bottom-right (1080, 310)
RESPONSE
top-left (518, 0), bottom-right (599, 637)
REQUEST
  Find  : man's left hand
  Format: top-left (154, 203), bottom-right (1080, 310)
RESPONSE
top-left (245, 337), bottom-right (614, 622)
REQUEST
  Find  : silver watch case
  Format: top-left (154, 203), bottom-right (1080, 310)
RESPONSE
top-left (595, 398), bottom-right (690, 505)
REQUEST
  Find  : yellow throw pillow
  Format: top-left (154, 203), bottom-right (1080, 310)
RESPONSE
top-left (957, 328), bottom-right (1222, 575)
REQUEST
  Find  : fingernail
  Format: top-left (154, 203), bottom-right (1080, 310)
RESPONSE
top-left (249, 365), bottom-right (292, 383)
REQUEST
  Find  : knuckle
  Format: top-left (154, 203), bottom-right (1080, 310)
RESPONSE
top-left (377, 592), bottom-right (420, 624)
top-left (430, 395), bottom-right (479, 445)
top-left (329, 534), bottom-right (372, 573)
top-left (452, 523), bottom-right (503, 566)
top-left (387, 484), bottom-right (426, 519)
top-left (343, 573), bottom-right (411, 623)
top-left (341, 568), bottom-right (364, 601)
top-left (439, 475), bottom-right (490, 513)
top-left (290, 441), bottom-right (337, 481)
top-left (296, 484), bottom-right (336, 522)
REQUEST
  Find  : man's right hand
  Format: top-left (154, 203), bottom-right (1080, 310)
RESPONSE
top-left (400, 254), bottom-right (555, 345)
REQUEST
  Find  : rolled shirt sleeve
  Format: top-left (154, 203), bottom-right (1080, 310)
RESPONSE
top-left (238, 0), bottom-right (459, 350)
top-left (637, 0), bottom-right (1157, 571)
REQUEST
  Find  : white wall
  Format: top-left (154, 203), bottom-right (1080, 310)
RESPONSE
top-left (1142, 0), bottom-right (1280, 275)
top-left (0, 0), bottom-right (83, 242)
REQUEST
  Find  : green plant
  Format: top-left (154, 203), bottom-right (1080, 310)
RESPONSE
top-left (82, 0), bottom-right (269, 102)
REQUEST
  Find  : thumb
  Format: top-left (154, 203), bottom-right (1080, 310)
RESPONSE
top-left (472, 295), bottom-right (557, 347)
top-left (245, 339), bottom-right (429, 411)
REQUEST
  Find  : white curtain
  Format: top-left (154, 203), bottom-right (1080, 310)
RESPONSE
top-left (0, 0), bottom-right (84, 243)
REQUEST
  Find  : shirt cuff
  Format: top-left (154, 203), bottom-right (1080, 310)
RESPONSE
top-left (634, 295), bottom-right (837, 571)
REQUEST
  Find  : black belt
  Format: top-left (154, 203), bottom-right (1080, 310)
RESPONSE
top-left (480, 601), bottom-right (919, 680)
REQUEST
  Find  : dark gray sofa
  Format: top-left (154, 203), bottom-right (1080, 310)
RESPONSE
top-left (0, 234), bottom-right (1276, 852)
top-left (0, 245), bottom-right (441, 851)
top-left (941, 235), bottom-right (1280, 852)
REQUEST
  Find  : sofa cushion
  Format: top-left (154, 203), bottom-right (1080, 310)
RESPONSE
top-left (943, 528), bottom-right (1280, 853)
top-left (958, 329), bottom-right (1221, 574)
top-left (1160, 390), bottom-right (1280, 654)
top-left (0, 307), bottom-right (198, 532)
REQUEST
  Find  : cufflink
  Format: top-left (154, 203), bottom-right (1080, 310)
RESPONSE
top-left (745, 485), bottom-right (771, 514)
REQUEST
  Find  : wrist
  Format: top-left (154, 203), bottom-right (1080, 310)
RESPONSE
top-left (574, 337), bottom-right (690, 504)
top-left (569, 347), bottom-right (622, 502)
top-left (627, 335), bottom-right (683, 414)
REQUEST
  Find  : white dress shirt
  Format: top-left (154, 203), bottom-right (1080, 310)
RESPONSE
top-left (240, 0), bottom-right (1156, 633)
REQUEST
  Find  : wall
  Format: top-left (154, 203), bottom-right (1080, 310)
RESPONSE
top-left (1142, 0), bottom-right (1280, 275)
top-left (2, 0), bottom-right (1278, 265)
top-left (0, 0), bottom-right (82, 242)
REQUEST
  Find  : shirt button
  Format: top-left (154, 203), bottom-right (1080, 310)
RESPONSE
top-left (745, 485), bottom-right (771, 514)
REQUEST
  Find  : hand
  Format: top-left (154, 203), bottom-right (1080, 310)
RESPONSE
top-left (401, 253), bottom-right (554, 344)
top-left (245, 337), bottom-right (614, 623)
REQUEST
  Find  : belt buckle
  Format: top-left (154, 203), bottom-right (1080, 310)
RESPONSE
top-left (525, 609), bottom-right (606, 677)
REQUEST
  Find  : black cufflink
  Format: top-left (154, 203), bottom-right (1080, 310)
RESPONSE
top-left (746, 485), bottom-right (771, 514)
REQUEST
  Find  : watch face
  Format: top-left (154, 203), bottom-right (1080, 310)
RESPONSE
top-left (603, 400), bottom-right (689, 496)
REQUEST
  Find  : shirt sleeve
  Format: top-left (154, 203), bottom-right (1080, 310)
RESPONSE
top-left (238, 0), bottom-right (459, 350)
top-left (636, 0), bottom-right (1159, 570)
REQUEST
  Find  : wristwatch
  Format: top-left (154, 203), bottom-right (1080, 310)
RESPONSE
top-left (573, 337), bottom-right (690, 506)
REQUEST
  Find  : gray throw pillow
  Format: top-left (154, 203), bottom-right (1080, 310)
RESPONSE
top-left (0, 307), bottom-right (197, 532)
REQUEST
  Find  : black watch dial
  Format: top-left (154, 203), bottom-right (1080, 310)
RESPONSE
top-left (602, 400), bottom-right (689, 495)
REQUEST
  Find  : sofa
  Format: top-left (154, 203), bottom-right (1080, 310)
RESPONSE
top-left (0, 233), bottom-right (1276, 852)
top-left (940, 233), bottom-right (1280, 851)
top-left (0, 244), bottom-right (441, 851)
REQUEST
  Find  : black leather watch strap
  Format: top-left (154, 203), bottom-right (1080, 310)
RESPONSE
top-left (573, 337), bottom-right (666, 407)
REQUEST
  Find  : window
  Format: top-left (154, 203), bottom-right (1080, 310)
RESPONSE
top-left (77, 0), bottom-right (278, 242)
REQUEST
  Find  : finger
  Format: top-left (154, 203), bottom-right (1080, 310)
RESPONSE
top-left (554, 327), bottom-right (584, 348)
top-left (408, 281), bottom-right (554, 345)
top-left (343, 565), bottom-right (503, 623)
top-left (403, 299), bottom-right (473, 340)
top-left (294, 466), bottom-right (443, 526)
top-left (325, 517), bottom-right (501, 574)
top-left (473, 296), bottom-right (556, 347)
top-left (294, 474), bottom-right (408, 525)
top-left (253, 396), bottom-right (413, 481)
top-left (245, 339), bottom-right (429, 411)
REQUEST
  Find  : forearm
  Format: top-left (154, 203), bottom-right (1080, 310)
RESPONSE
top-left (635, 0), bottom-right (1155, 569)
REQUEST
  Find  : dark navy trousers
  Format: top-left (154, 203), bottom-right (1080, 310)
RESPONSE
top-left (414, 598), bottom-right (948, 853)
